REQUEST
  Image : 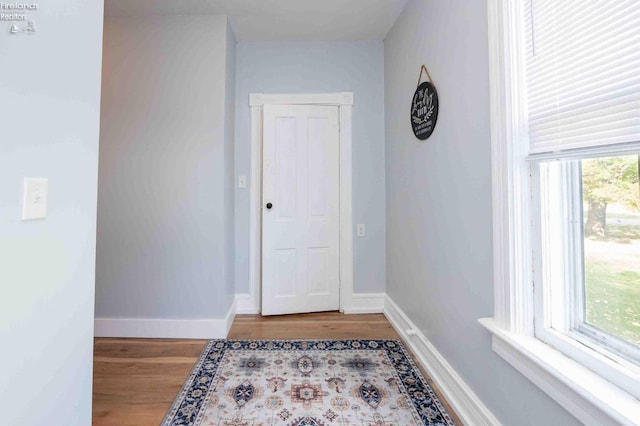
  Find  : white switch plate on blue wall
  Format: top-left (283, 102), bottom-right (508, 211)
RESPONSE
top-left (22, 177), bottom-right (48, 220)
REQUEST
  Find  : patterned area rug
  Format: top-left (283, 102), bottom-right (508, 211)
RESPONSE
top-left (162, 339), bottom-right (456, 426)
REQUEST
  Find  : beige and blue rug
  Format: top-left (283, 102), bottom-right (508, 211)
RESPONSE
top-left (162, 339), bottom-right (456, 426)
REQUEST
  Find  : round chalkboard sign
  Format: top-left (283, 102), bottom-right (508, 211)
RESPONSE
top-left (410, 81), bottom-right (439, 140)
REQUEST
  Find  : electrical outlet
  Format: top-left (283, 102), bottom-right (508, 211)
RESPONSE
top-left (22, 177), bottom-right (48, 220)
top-left (356, 223), bottom-right (366, 237)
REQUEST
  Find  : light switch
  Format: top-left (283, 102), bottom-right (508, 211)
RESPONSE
top-left (238, 175), bottom-right (247, 188)
top-left (22, 178), bottom-right (48, 220)
top-left (357, 223), bottom-right (366, 237)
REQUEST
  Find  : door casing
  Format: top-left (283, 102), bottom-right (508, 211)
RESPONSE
top-left (247, 92), bottom-right (354, 314)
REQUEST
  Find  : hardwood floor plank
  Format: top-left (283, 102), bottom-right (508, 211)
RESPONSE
top-left (93, 356), bottom-right (199, 365)
top-left (93, 404), bottom-right (172, 426)
top-left (92, 313), bottom-right (461, 425)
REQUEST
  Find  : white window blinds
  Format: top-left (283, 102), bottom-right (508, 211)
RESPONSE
top-left (525, 0), bottom-right (640, 155)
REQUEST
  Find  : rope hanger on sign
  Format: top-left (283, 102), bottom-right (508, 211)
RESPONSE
top-left (416, 64), bottom-right (434, 87)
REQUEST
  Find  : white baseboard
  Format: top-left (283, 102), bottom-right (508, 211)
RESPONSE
top-left (94, 302), bottom-right (236, 339)
top-left (383, 295), bottom-right (500, 425)
top-left (342, 292), bottom-right (385, 314)
top-left (235, 293), bottom-right (260, 314)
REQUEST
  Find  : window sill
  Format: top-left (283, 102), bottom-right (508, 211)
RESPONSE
top-left (479, 318), bottom-right (640, 425)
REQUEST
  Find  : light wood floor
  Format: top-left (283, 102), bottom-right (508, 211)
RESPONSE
top-left (92, 313), bottom-right (460, 425)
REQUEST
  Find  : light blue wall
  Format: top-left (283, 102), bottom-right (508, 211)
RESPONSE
top-left (384, 0), bottom-right (579, 424)
top-left (234, 41), bottom-right (386, 295)
top-left (224, 21), bottom-right (237, 312)
top-left (0, 0), bottom-right (103, 423)
top-left (96, 15), bottom-right (235, 319)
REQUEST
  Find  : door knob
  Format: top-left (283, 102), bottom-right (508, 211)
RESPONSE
top-left (266, 202), bottom-right (273, 210)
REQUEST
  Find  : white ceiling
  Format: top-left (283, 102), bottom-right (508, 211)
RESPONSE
top-left (104, 0), bottom-right (408, 41)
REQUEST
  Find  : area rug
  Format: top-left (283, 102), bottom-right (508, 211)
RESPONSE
top-left (162, 339), bottom-right (456, 426)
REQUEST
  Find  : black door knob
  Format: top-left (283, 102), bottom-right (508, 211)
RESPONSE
top-left (266, 202), bottom-right (273, 210)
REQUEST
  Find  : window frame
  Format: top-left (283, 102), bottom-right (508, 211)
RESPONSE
top-left (531, 157), bottom-right (640, 399)
top-left (480, 0), bottom-right (640, 424)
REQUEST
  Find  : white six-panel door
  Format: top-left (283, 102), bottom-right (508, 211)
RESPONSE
top-left (261, 104), bottom-right (340, 315)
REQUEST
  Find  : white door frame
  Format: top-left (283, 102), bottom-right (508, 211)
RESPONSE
top-left (248, 92), bottom-right (354, 314)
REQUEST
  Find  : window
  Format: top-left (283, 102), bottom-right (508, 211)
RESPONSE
top-left (580, 157), bottom-right (640, 351)
top-left (534, 155), bottom-right (640, 399)
top-left (482, 0), bottom-right (640, 423)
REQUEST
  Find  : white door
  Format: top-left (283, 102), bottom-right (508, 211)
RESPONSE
top-left (261, 104), bottom-right (340, 316)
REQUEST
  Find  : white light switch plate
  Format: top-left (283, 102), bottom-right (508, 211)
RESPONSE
top-left (22, 178), bottom-right (48, 220)
top-left (357, 223), bottom-right (366, 237)
top-left (238, 175), bottom-right (247, 188)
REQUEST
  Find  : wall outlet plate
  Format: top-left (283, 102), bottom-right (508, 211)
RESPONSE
top-left (22, 177), bottom-right (48, 220)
